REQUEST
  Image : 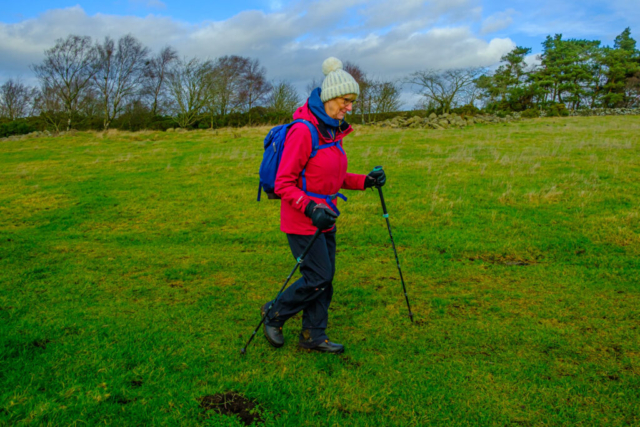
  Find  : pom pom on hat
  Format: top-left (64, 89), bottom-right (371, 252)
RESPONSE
top-left (322, 57), bottom-right (343, 76)
top-left (320, 57), bottom-right (360, 102)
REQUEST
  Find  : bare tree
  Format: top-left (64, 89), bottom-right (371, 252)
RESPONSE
top-left (461, 78), bottom-right (484, 107)
top-left (406, 68), bottom-right (484, 113)
top-left (32, 35), bottom-right (99, 130)
top-left (369, 80), bottom-right (402, 120)
top-left (305, 77), bottom-right (321, 95)
top-left (267, 80), bottom-right (301, 115)
top-left (33, 86), bottom-right (65, 131)
top-left (239, 58), bottom-right (272, 113)
top-left (343, 61), bottom-right (368, 123)
top-left (0, 79), bottom-right (38, 120)
top-left (414, 97), bottom-right (439, 111)
top-left (167, 57), bottom-right (215, 128)
top-left (143, 46), bottom-right (178, 116)
top-left (93, 35), bottom-right (150, 130)
top-left (80, 87), bottom-right (102, 123)
top-left (209, 55), bottom-right (250, 117)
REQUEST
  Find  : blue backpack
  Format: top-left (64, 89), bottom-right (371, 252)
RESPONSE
top-left (257, 119), bottom-right (347, 214)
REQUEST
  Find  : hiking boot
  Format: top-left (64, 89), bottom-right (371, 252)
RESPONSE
top-left (261, 303), bottom-right (284, 348)
top-left (300, 339), bottom-right (345, 354)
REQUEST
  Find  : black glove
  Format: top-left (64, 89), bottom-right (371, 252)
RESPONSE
top-left (305, 201), bottom-right (338, 230)
top-left (365, 166), bottom-right (386, 188)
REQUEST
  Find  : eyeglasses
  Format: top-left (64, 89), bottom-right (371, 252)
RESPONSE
top-left (341, 97), bottom-right (356, 107)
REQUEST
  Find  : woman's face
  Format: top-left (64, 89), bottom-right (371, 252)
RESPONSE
top-left (324, 94), bottom-right (357, 121)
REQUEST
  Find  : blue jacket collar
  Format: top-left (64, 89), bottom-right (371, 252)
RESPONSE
top-left (309, 88), bottom-right (342, 129)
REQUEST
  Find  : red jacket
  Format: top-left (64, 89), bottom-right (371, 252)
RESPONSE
top-left (275, 101), bottom-right (367, 235)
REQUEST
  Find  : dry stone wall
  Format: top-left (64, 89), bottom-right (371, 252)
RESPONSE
top-left (3, 108), bottom-right (638, 140)
top-left (568, 108), bottom-right (640, 117)
top-left (372, 108), bottom-right (639, 130)
top-left (373, 112), bottom-right (521, 130)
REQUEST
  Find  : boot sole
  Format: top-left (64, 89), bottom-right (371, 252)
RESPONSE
top-left (299, 344), bottom-right (345, 354)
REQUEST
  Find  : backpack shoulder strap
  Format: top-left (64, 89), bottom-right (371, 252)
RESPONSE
top-left (286, 119), bottom-right (320, 194)
top-left (288, 119), bottom-right (319, 157)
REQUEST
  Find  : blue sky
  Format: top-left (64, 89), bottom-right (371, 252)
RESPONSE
top-left (2, 1), bottom-right (634, 45)
top-left (0, 1), bottom-right (269, 24)
top-left (0, 0), bottom-right (637, 98)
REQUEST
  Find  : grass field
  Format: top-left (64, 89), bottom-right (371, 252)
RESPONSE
top-left (1, 116), bottom-right (639, 426)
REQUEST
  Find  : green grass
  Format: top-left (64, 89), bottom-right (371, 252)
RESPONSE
top-left (1, 117), bottom-right (639, 426)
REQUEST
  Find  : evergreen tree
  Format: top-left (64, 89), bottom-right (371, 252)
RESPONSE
top-left (535, 34), bottom-right (601, 109)
top-left (615, 27), bottom-right (636, 52)
top-left (475, 46), bottom-right (540, 111)
top-left (601, 28), bottom-right (640, 107)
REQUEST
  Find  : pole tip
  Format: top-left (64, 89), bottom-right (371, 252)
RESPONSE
top-left (240, 348), bottom-right (246, 355)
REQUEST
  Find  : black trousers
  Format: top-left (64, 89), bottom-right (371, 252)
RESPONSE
top-left (265, 228), bottom-right (336, 346)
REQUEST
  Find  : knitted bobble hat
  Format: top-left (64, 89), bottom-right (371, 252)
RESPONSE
top-left (320, 57), bottom-right (360, 103)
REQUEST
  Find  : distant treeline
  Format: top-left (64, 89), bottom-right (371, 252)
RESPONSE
top-left (474, 28), bottom-right (640, 115)
top-left (404, 27), bottom-right (639, 118)
top-left (0, 33), bottom-right (402, 135)
top-left (1, 28), bottom-right (638, 136)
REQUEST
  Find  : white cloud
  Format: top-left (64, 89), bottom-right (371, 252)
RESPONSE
top-left (524, 53), bottom-right (541, 70)
top-left (429, 0), bottom-right (482, 23)
top-left (360, 0), bottom-right (429, 28)
top-left (0, 3), bottom-right (515, 91)
top-left (481, 8), bottom-right (515, 34)
top-left (360, 0), bottom-right (481, 30)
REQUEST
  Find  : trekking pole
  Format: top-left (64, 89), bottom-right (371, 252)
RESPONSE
top-left (374, 167), bottom-right (414, 322)
top-left (241, 228), bottom-right (322, 355)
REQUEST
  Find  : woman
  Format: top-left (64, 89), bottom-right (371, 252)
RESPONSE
top-left (261, 57), bottom-right (386, 354)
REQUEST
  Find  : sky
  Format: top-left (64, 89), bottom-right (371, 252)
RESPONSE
top-left (0, 0), bottom-right (638, 104)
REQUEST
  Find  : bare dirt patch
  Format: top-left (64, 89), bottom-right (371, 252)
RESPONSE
top-left (32, 339), bottom-right (51, 349)
top-left (198, 392), bottom-right (263, 425)
top-left (339, 355), bottom-right (363, 368)
top-left (108, 396), bottom-right (136, 405)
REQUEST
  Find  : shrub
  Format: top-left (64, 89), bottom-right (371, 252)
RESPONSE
top-left (147, 118), bottom-right (176, 131)
top-left (452, 104), bottom-right (481, 116)
top-left (0, 120), bottom-right (36, 138)
top-left (521, 109), bottom-right (540, 118)
top-left (545, 103), bottom-right (570, 117)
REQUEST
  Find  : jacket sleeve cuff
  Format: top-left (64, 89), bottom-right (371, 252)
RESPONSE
top-left (342, 173), bottom-right (368, 191)
top-left (359, 174), bottom-right (368, 190)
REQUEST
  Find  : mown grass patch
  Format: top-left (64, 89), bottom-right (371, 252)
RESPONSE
top-left (1, 117), bottom-right (639, 425)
